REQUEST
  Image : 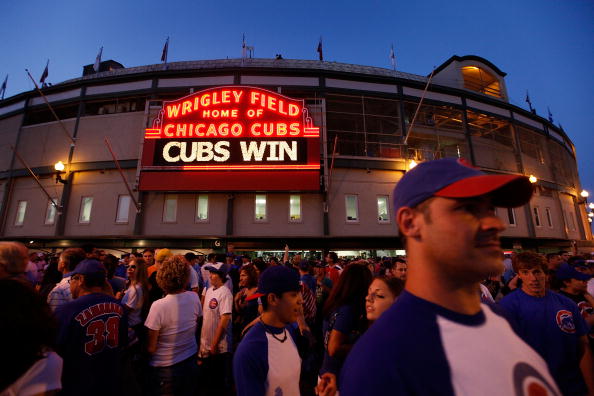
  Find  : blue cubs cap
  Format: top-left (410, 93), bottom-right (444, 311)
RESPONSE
top-left (393, 158), bottom-right (533, 214)
top-left (71, 259), bottom-right (106, 279)
top-left (556, 262), bottom-right (591, 281)
top-left (204, 264), bottom-right (229, 278)
top-left (246, 265), bottom-right (300, 301)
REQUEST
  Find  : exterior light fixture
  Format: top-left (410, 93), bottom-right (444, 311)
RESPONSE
top-left (589, 218), bottom-right (593, 223)
top-left (589, 203), bottom-right (594, 210)
top-left (409, 160), bottom-right (418, 170)
top-left (528, 175), bottom-right (537, 184)
top-left (589, 212), bottom-right (594, 218)
top-left (54, 161), bottom-right (68, 184)
top-left (54, 161), bottom-right (65, 171)
top-left (581, 190), bottom-right (589, 198)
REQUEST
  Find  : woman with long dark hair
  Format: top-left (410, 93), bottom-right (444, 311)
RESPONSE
top-left (233, 264), bottom-right (259, 341)
top-left (121, 257), bottom-right (150, 334)
top-left (319, 263), bottom-right (372, 384)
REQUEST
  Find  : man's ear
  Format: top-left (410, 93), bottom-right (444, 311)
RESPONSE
top-left (397, 207), bottom-right (422, 239)
top-left (267, 292), bottom-right (278, 308)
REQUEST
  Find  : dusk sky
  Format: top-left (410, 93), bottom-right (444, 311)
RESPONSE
top-left (1, 0), bottom-right (592, 197)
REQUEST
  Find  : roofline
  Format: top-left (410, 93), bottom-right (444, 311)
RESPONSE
top-left (432, 55), bottom-right (507, 77)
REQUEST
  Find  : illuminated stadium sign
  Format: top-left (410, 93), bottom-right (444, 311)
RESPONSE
top-left (139, 86), bottom-right (320, 191)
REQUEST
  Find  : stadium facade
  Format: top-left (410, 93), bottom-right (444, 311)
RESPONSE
top-left (0, 55), bottom-right (591, 255)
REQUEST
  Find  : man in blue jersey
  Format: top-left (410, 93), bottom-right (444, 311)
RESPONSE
top-left (55, 259), bottom-right (128, 396)
top-left (500, 253), bottom-right (592, 396)
top-left (233, 265), bottom-right (336, 396)
top-left (340, 158), bottom-right (561, 396)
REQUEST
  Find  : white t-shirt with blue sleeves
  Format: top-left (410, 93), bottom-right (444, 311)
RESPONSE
top-left (233, 321), bottom-right (303, 396)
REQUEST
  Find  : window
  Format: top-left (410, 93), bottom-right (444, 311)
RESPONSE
top-left (116, 195), bottom-right (131, 223)
top-left (345, 195), bottom-right (359, 222)
top-left (45, 198), bottom-right (58, 225)
top-left (79, 197), bottom-right (93, 224)
top-left (377, 196), bottom-right (390, 223)
top-left (461, 66), bottom-right (502, 98)
top-left (163, 194), bottom-right (177, 223)
top-left (506, 207), bottom-right (516, 226)
top-left (15, 201), bottom-right (27, 226)
top-left (255, 195), bottom-right (267, 221)
top-left (289, 195), bottom-right (301, 222)
top-left (533, 207), bottom-right (541, 227)
top-left (196, 195), bottom-right (208, 222)
top-left (545, 207), bottom-right (553, 228)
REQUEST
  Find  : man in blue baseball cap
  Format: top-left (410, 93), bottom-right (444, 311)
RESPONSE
top-left (341, 158), bottom-right (561, 395)
top-left (55, 259), bottom-right (128, 396)
top-left (233, 265), bottom-right (336, 396)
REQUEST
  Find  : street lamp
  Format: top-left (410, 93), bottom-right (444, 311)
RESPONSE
top-left (581, 190), bottom-right (590, 198)
top-left (54, 161), bottom-right (68, 184)
top-left (589, 203), bottom-right (594, 210)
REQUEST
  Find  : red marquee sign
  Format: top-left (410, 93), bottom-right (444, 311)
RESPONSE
top-left (139, 86), bottom-right (321, 191)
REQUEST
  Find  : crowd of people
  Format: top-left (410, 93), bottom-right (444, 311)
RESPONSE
top-left (1, 157), bottom-right (594, 396)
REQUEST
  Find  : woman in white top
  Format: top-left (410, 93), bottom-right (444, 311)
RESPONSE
top-left (0, 278), bottom-right (63, 396)
top-left (145, 255), bottom-right (203, 396)
top-left (121, 257), bottom-right (149, 330)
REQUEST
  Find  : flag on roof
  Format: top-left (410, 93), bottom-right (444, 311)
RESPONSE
top-left (93, 47), bottom-right (103, 72)
top-left (161, 37), bottom-right (169, 63)
top-left (39, 60), bottom-right (49, 84)
top-left (0, 75), bottom-right (7, 99)
top-left (389, 44), bottom-right (396, 70)
top-left (317, 37), bottom-right (323, 61)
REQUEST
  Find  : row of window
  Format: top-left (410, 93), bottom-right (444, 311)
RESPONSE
top-left (12, 194), bottom-right (579, 232)
top-left (501, 206), bottom-right (577, 231)
top-left (14, 195), bottom-right (132, 226)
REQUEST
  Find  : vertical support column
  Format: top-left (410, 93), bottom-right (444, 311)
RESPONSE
top-left (56, 87), bottom-right (85, 236)
top-left (460, 97), bottom-right (477, 166)
top-left (226, 194), bottom-right (235, 236)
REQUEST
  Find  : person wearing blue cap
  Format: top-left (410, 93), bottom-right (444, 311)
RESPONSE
top-left (233, 265), bottom-right (336, 396)
top-left (340, 158), bottom-right (560, 395)
top-left (55, 259), bottom-right (128, 396)
top-left (500, 253), bottom-right (593, 396)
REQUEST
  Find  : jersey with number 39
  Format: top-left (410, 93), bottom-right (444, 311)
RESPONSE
top-left (56, 293), bottom-right (128, 396)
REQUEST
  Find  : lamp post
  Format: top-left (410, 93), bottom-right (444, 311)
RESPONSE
top-left (54, 161), bottom-right (67, 184)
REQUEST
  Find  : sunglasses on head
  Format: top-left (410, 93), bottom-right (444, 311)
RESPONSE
top-left (125, 265), bottom-right (137, 269)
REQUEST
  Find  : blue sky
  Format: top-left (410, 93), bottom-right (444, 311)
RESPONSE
top-left (1, 0), bottom-right (593, 198)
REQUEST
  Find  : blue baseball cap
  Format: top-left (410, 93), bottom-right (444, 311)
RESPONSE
top-left (71, 259), bottom-right (106, 279)
top-left (393, 158), bottom-right (533, 214)
top-left (204, 264), bottom-right (229, 278)
top-left (556, 262), bottom-right (591, 281)
top-left (246, 265), bottom-right (300, 301)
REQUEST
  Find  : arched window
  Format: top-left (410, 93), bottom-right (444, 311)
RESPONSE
top-left (461, 66), bottom-right (502, 98)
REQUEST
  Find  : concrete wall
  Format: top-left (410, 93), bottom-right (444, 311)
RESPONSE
top-left (0, 114), bottom-right (23, 172)
top-left (17, 120), bottom-right (75, 169)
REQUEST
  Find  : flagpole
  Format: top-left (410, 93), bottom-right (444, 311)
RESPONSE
top-left (104, 137), bottom-right (141, 212)
top-left (9, 145), bottom-right (61, 211)
top-left (0, 74), bottom-right (7, 100)
top-left (403, 67), bottom-right (436, 146)
top-left (25, 69), bottom-right (76, 145)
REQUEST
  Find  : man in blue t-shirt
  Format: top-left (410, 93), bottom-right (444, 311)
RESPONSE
top-left (340, 158), bottom-right (560, 396)
top-left (55, 259), bottom-right (128, 396)
top-left (500, 253), bottom-right (592, 396)
top-left (233, 265), bottom-right (335, 396)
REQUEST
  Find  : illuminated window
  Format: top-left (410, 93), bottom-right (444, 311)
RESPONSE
top-left (289, 195), bottom-right (301, 222)
top-left (345, 195), bottom-right (359, 222)
top-left (45, 199), bottom-right (58, 225)
top-left (545, 207), bottom-right (553, 228)
top-left (255, 195), bottom-right (267, 221)
top-left (533, 207), bottom-right (541, 227)
top-left (196, 195), bottom-right (208, 222)
top-left (507, 207), bottom-right (516, 226)
top-left (15, 201), bottom-right (27, 226)
top-left (79, 197), bottom-right (93, 224)
top-left (461, 66), bottom-right (502, 98)
top-left (116, 195), bottom-right (131, 223)
top-left (377, 196), bottom-right (390, 223)
top-left (163, 194), bottom-right (177, 223)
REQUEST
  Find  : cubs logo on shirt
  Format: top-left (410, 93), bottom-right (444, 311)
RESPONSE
top-left (513, 362), bottom-right (560, 396)
top-left (556, 310), bottom-right (576, 333)
top-left (209, 298), bottom-right (219, 309)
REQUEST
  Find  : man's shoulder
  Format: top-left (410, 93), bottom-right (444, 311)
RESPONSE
top-left (235, 323), bottom-right (268, 358)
